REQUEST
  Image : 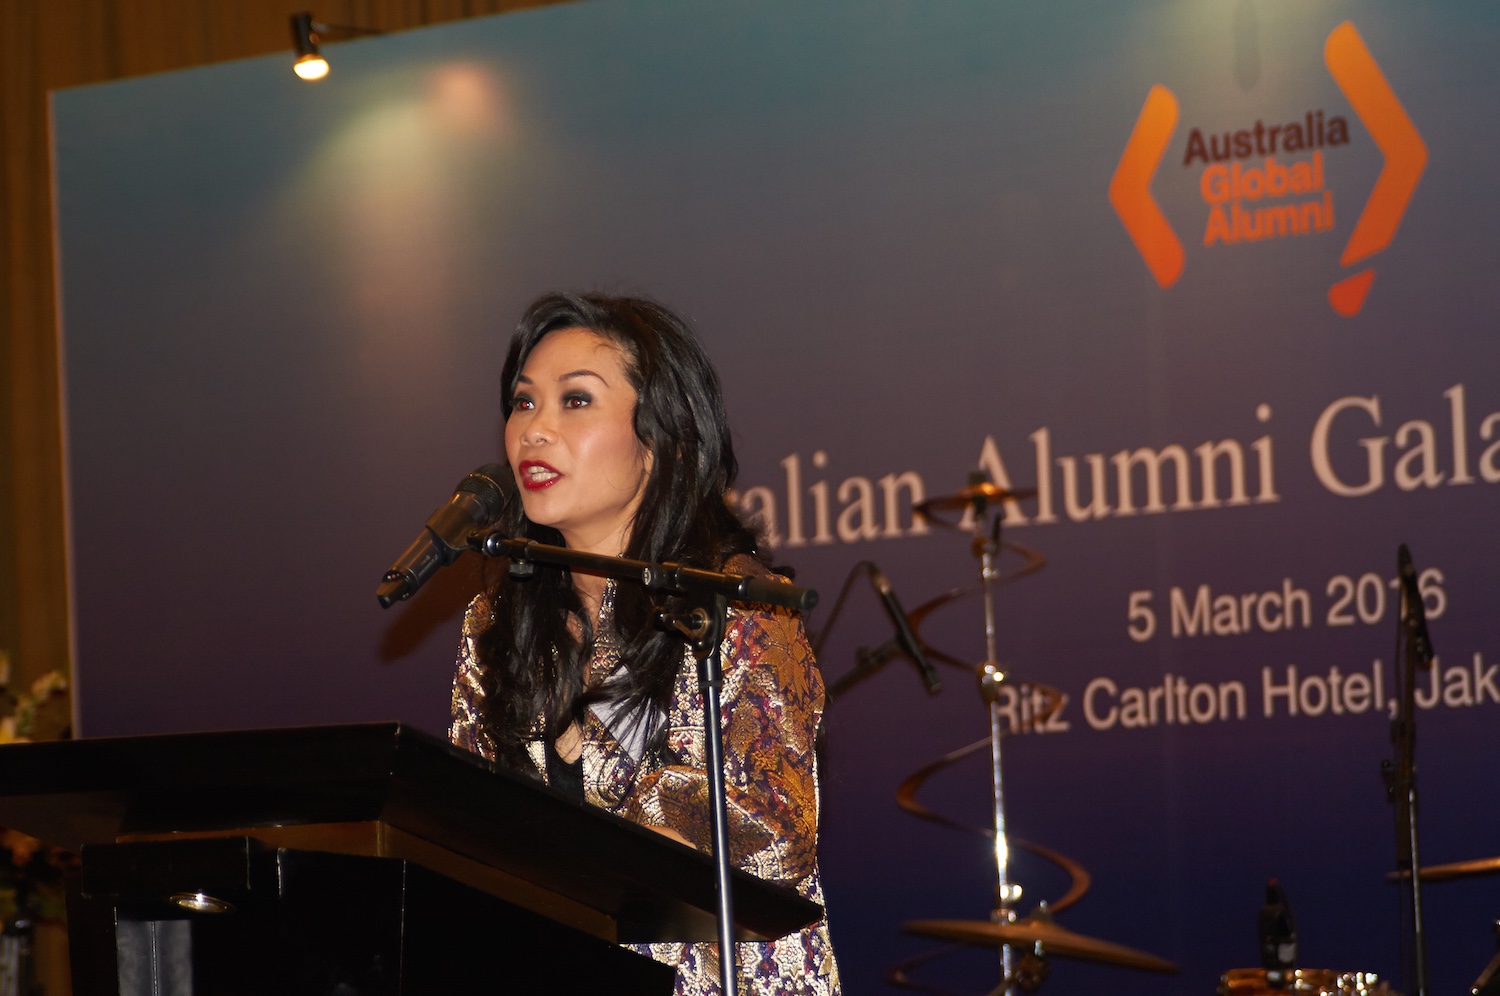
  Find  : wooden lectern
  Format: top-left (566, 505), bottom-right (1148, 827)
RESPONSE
top-left (0, 723), bottom-right (822, 995)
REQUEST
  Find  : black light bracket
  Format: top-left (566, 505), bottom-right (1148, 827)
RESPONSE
top-left (289, 11), bottom-right (383, 79)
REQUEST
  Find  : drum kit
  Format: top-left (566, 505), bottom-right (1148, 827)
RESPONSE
top-left (839, 472), bottom-right (1500, 996)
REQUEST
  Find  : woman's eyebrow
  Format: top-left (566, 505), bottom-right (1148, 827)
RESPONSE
top-left (513, 368), bottom-right (609, 386)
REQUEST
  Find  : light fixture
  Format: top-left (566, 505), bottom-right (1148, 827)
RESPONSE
top-left (289, 11), bottom-right (382, 81)
top-left (290, 13), bottom-right (328, 80)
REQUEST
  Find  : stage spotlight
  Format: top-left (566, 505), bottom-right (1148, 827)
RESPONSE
top-left (289, 11), bottom-right (381, 81)
top-left (290, 13), bottom-right (328, 80)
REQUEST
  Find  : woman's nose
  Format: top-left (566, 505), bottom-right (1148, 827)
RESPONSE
top-left (520, 409), bottom-right (554, 445)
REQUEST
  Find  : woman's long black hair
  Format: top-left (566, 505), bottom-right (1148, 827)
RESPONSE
top-left (474, 292), bottom-right (765, 771)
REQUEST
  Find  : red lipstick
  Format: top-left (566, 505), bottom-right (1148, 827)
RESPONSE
top-left (517, 460), bottom-right (562, 491)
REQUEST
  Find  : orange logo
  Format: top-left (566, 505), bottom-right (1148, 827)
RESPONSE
top-left (1323, 22), bottom-right (1428, 316)
top-left (1109, 21), bottom-right (1426, 317)
top-left (1108, 84), bottom-right (1183, 289)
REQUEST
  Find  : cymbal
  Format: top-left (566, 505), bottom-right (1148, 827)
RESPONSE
top-left (902, 916), bottom-right (1178, 973)
top-left (915, 482), bottom-right (1038, 517)
top-left (1388, 855), bottom-right (1500, 883)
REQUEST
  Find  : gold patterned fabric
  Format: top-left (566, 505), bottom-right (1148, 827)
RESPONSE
top-left (450, 582), bottom-right (841, 995)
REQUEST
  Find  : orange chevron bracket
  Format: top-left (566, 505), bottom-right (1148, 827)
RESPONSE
top-left (1109, 85), bottom-right (1184, 289)
top-left (1324, 21), bottom-right (1427, 316)
top-left (1329, 269), bottom-right (1376, 317)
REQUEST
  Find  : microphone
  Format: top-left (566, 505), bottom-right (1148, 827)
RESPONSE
top-left (1397, 543), bottom-right (1433, 668)
top-left (867, 563), bottom-right (941, 693)
top-left (377, 463), bottom-right (512, 608)
top-left (1257, 879), bottom-right (1297, 983)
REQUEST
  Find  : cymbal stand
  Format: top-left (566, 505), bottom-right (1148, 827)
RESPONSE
top-left (971, 497), bottom-right (1019, 992)
top-left (1383, 544), bottom-right (1432, 996)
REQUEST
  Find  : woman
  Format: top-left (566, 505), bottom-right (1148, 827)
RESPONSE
top-left (449, 292), bottom-right (840, 995)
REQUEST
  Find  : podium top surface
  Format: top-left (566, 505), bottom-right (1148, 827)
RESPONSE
top-left (0, 722), bottom-right (822, 943)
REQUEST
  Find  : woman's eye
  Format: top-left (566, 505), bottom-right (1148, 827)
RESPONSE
top-left (563, 392), bottom-right (592, 409)
top-left (512, 394), bottom-right (534, 411)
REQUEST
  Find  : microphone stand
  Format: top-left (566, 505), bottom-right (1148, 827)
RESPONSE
top-left (825, 641), bottom-right (903, 704)
top-left (473, 531), bottom-right (818, 996)
top-left (811, 559), bottom-right (939, 704)
top-left (1384, 548), bottom-right (1431, 996)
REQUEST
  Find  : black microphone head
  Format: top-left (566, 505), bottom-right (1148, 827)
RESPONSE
top-left (456, 463), bottom-right (514, 523)
top-left (379, 463), bottom-right (515, 610)
top-left (1258, 878), bottom-right (1296, 972)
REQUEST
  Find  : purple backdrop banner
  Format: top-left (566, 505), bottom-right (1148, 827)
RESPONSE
top-left (53, 1), bottom-right (1500, 993)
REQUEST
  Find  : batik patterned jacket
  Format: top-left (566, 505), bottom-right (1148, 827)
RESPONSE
top-left (450, 584), bottom-right (841, 996)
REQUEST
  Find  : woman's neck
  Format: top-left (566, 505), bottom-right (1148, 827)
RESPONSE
top-left (572, 571), bottom-right (609, 624)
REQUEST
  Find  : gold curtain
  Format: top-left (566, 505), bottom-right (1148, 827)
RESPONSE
top-left (0, 0), bottom-right (566, 699)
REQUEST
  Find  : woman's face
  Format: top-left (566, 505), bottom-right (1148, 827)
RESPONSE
top-left (505, 327), bottom-right (652, 556)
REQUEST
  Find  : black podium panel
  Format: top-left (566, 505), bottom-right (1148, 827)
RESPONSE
top-left (66, 837), bottom-right (674, 995)
top-left (0, 723), bottom-right (820, 944)
top-left (0, 724), bottom-right (823, 995)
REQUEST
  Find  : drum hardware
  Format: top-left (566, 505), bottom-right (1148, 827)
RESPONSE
top-left (904, 536), bottom-right (1047, 638)
top-left (894, 738), bottom-right (1090, 912)
top-left (1259, 879), bottom-right (1298, 987)
top-left (903, 910), bottom-right (1178, 973)
top-left (1218, 969), bottom-right (1393, 996)
top-left (889, 472), bottom-right (1176, 994)
top-left (885, 943), bottom-right (992, 996)
top-left (1219, 879), bottom-right (1390, 996)
top-left (1384, 850), bottom-right (1500, 995)
top-left (814, 542), bottom-right (1047, 705)
top-left (1386, 855), bottom-right (1500, 884)
top-left (913, 481), bottom-right (1038, 520)
top-left (812, 560), bottom-right (940, 704)
top-left (1385, 544), bottom-right (1435, 996)
top-left (972, 477), bottom-right (1019, 988)
top-left (1469, 920), bottom-right (1500, 996)
top-left (902, 540), bottom-right (1049, 719)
